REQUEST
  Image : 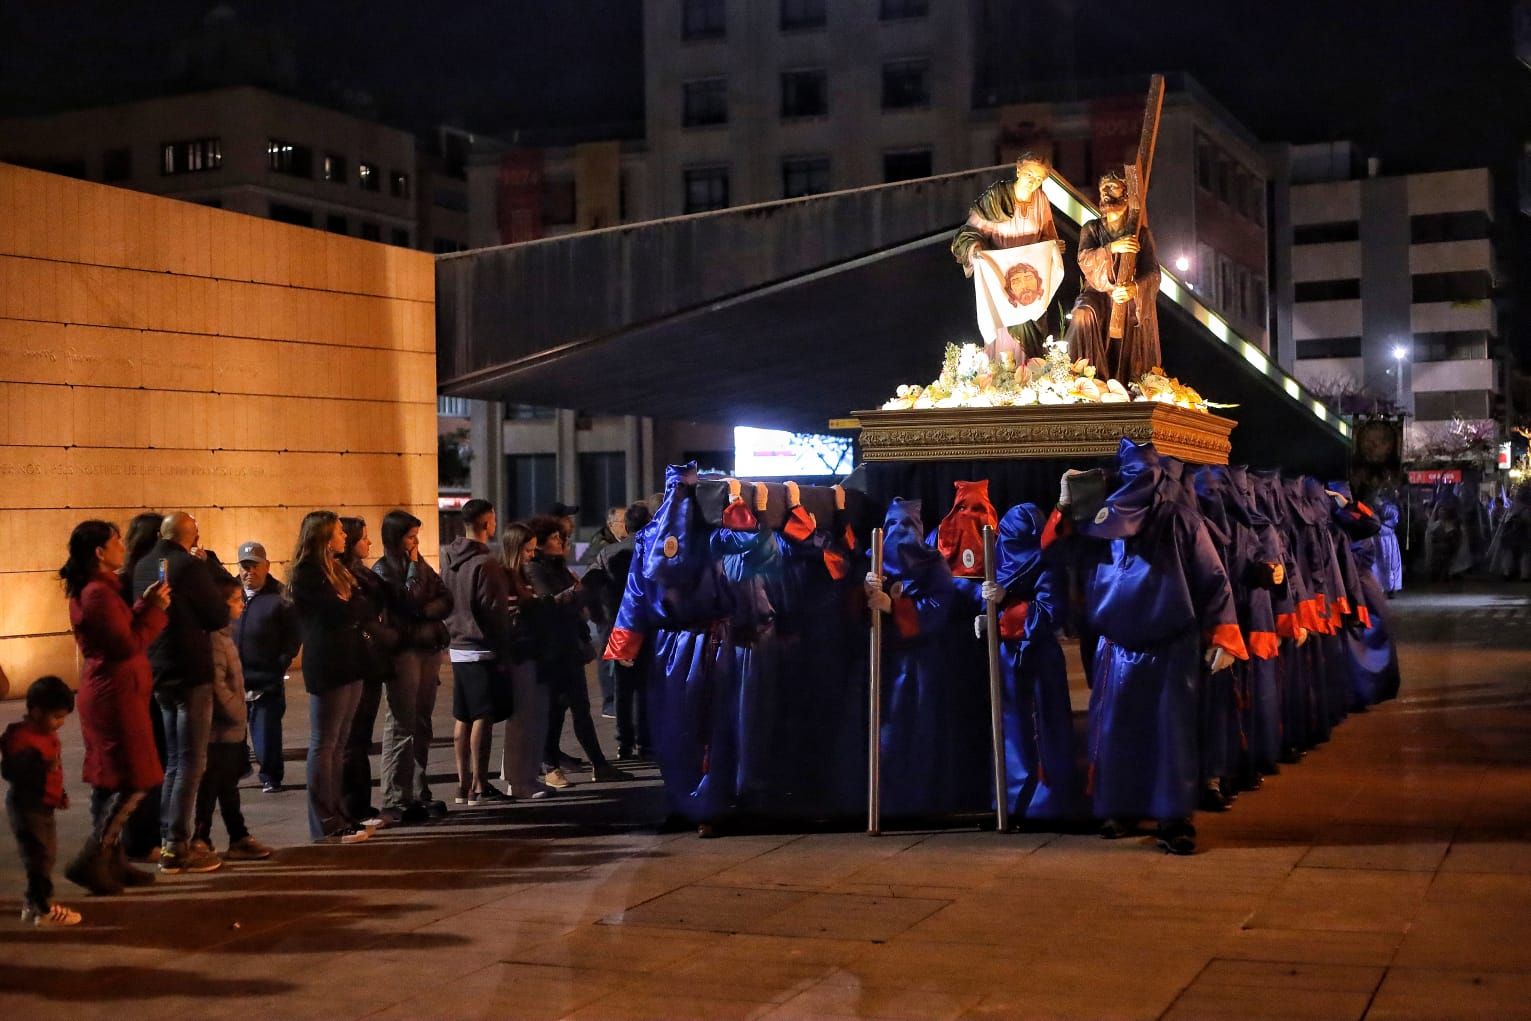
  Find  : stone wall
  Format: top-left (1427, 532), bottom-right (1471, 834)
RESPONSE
top-left (0, 163), bottom-right (437, 696)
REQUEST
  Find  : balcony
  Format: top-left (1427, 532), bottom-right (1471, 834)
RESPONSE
top-left (1409, 239), bottom-right (1492, 276)
top-left (1411, 300), bottom-right (1495, 335)
top-left (1293, 299), bottom-right (1362, 341)
top-left (1412, 358), bottom-right (1498, 394)
top-left (1292, 241), bottom-right (1360, 283)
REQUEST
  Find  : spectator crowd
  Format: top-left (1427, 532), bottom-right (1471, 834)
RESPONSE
top-left (3, 498), bottom-right (648, 927)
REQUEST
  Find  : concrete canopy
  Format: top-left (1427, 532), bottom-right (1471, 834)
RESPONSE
top-left (436, 168), bottom-right (1351, 476)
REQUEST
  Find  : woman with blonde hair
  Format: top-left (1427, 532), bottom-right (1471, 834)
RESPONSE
top-left (286, 511), bottom-right (369, 843)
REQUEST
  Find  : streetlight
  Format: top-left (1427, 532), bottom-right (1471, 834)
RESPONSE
top-left (1391, 343), bottom-right (1408, 411)
top-left (1173, 254), bottom-right (1191, 273)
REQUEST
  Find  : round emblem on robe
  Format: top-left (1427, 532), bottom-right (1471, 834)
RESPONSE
top-left (961, 549), bottom-right (976, 570)
top-left (1094, 508), bottom-right (1110, 525)
top-left (662, 536), bottom-right (679, 558)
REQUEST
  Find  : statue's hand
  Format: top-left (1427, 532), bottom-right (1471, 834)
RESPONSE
top-left (1111, 285), bottom-right (1135, 305)
top-left (1108, 236), bottom-right (1140, 255)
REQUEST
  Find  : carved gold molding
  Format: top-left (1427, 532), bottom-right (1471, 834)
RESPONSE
top-left (851, 404), bottom-right (1235, 464)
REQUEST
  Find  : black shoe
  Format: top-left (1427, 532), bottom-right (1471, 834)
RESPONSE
top-left (65, 839), bottom-right (123, 896)
top-left (1156, 821), bottom-right (1197, 856)
top-left (1099, 819), bottom-right (1134, 840)
top-left (400, 803), bottom-right (430, 824)
top-left (423, 799), bottom-right (449, 818)
top-left (617, 745), bottom-right (637, 761)
top-left (556, 753), bottom-right (587, 772)
top-left (1199, 782), bottom-right (1232, 813)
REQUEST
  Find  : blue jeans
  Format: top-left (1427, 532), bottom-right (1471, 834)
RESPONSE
top-left (157, 684), bottom-right (213, 849)
top-left (307, 681), bottom-right (363, 840)
top-left (249, 687), bottom-right (286, 787)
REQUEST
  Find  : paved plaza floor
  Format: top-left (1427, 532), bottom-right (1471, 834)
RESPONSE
top-left (2, 582), bottom-right (1530, 1019)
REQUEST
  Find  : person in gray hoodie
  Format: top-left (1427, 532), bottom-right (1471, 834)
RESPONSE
top-left (441, 499), bottom-right (511, 804)
top-left (193, 576), bottom-right (272, 861)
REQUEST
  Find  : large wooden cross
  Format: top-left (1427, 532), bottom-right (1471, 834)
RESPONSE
top-left (1109, 74), bottom-right (1166, 341)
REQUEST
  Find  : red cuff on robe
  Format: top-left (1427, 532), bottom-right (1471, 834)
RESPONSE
top-left (843, 525), bottom-right (857, 552)
top-left (1275, 612), bottom-right (1301, 639)
top-left (823, 548), bottom-right (850, 580)
top-left (1247, 630), bottom-right (1279, 660)
top-left (604, 627), bottom-right (644, 661)
top-left (1356, 501), bottom-right (1375, 518)
top-left (1041, 507), bottom-right (1071, 549)
top-left (1206, 622), bottom-right (1250, 661)
top-left (997, 600), bottom-right (1030, 641)
top-left (891, 595), bottom-right (921, 639)
top-left (1334, 595), bottom-right (1352, 617)
top-left (722, 498), bottom-right (758, 531)
top-left (784, 505), bottom-right (816, 542)
top-left (1357, 604), bottom-right (1372, 629)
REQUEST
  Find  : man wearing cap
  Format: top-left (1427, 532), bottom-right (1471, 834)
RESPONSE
top-left (233, 541), bottom-right (301, 794)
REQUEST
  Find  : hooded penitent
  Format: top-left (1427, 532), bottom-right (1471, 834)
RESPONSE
top-left (936, 480), bottom-right (999, 578)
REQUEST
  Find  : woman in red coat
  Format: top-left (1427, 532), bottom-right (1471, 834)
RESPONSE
top-left (60, 520), bottom-right (171, 894)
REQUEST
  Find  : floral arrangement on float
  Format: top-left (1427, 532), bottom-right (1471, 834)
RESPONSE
top-left (881, 338), bottom-right (1226, 414)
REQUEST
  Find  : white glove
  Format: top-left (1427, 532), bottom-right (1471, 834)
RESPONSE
top-left (865, 571), bottom-right (882, 591)
top-left (973, 614), bottom-right (987, 639)
top-left (867, 588), bottom-right (892, 614)
top-left (1325, 489), bottom-right (1349, 508)
top-left (785, 481), bottom-right (801, 508)
top-left (1295, 627), bottom-right (1310, 647)
top-left (981, 580), bottom-right (1002, 604)
top-left (1204, 646), bottom-right (1234, 673)
top-left (1059, 467), bottom-right (1087, 508)
top-left (618, 659), bottom-right (635, 668)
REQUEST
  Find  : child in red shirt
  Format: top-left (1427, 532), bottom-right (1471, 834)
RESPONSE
top-left (1, 676), bottom-right (82, 927)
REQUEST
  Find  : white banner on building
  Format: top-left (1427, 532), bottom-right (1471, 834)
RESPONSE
top-left (971, 240), bottom-right (1064, 343)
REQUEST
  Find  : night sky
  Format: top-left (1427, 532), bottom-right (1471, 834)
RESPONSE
top-left (2, 0), bottom-right (1526, 360)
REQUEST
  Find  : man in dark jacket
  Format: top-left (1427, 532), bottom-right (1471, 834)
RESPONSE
top-left (441, 499), bottom-right (510, 800)
top-left (583, 502), bottom-right (653, 758)
top-left (129, 512), bottom-right (229, 874)
top-left (233, 541), bottom-right (301, 794)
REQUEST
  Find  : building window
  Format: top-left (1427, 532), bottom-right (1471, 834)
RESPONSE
top-left (1409, 210), bottom-right (1491, 244)
top-left (267, 139), bottom-right (313, 178)
top-left (1411, 270), bottom-right (1491, 303)
top-left (684, 166), bottom-right (730, 212)
top-left (683, 78), bottom-right (729, 127)
top-left (883, 148), bottom-right (933, 182)
top-left (358, 162), bottom-right (380, 191)
top-left (325, 214), bottom-right (348, 235)
top-left (780, 0), bottom-right (826, 30)
top-left (323, 154), bottom-right (347, 183)
top-left (360, 222), bottom-right (381, 241)
top-left (882, 58), bottom-right (931, 110)
top-left (1295, 337), bottom-right (1363, 359)
top-left (433, 187), bottom-right (469, 212)
top-left (682, 0), bottom-right (725, 39)
top-left (268, 202), bottom-right (312, 227)
top-left (101, 147), bottom-right (132, 183)
top-left (1293, 221), bottom-right (1360, 244)
top-left (389, 170), bottom-right (411, 198)
top-left (507, 404), bottom-right (557, 420)
top-left (880, 0), bottom-right (928, 18)
top-left (1415, 390), bottom-right (1491, 421)
top-left (783, 156), bottom-right (830, 198)
top-left (781, 69), bottom-right (828, 118)
top-left (1293, 279), bottom-right (1361, 302)
top-left (1414, 330), bottom-right (1490, 362)
top-left (1248, 273), bottom-right (1267, 323)
top-left (578, 452), bottom-right (628, 528)
top-left (1194, 134), bottom-right (1214, 192)
top-left (161, 138), bottom-right (222, 175)
top-left (507, 453), bottom-right (557, 522)
top-left (390, 227), bottom-right (410, 247)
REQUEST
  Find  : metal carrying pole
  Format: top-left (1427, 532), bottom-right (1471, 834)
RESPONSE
top-left (867, 527), bottom-right (884, 836)
top-left (983, 526), bottom-right (1009, 833)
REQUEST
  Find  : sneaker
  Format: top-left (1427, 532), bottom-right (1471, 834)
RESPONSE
top-left (600, 708), bottom-right (617, 720)
top-left (556, 753), bottom-right (587, 772)
top-left (591, 764), bottom-right (635, 782)
top-left (189, 837), bottom-right (214, 855)
top-left (225, 836), bottom-right (274, 861)
top-left (162, 845), bottom-right (223, 874)
top-left (22, 903), bottom-right (82, 928)
top-left (324, 826), bottom-right (369, 845)
top-left (453, 787), bottom-right (471, 805)
top-left (471, 785), bottom-right (515, 805)
top-left (358, 813), bottom-right (385, 830)
top-left (261, 782), bottom-right (282, 794)
top-left (541, 767), bottom-right (572, 789)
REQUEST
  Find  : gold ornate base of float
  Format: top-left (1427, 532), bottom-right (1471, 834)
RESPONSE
top-left (850, 403), bottom-right (1235, 465)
